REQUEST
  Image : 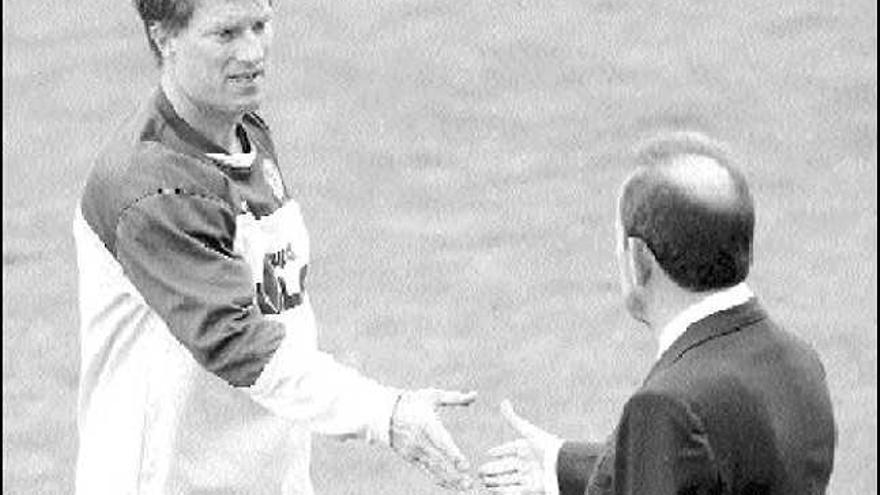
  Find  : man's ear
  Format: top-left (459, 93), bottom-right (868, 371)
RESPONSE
top-left (627, 237), bottom-right (654, 287)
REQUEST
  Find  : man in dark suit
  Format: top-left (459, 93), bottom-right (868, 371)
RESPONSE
top-left (477, 131), bottom-right (837, 494)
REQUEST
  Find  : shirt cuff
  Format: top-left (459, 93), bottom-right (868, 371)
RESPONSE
top-left (365, 386), bottom-right (403, 446)
top-left (542, 436), bottom-right (565, 495)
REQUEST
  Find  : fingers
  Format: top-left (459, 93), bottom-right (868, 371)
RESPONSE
top-left (482, 472), bottom-right (526, 488)
top-left (424, 415), bottom-right (470, 471)
top-left (478, 456), bottom-right (520, 477)
top-left (484, 487), bottom-right (528, 495)
top-left (487, 439), bottom-right (530, 458)
top-left (432, 389), bottom-right (478, 407)
top-left (413, 441), bottom-right (475, 491)
top-left (479, 457), bottom-right (537, 494)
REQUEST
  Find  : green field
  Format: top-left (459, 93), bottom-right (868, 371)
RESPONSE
top-left (3, 0), bottom-right (876, 493)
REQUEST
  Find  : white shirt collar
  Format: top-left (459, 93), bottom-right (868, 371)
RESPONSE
top-left (206, 150), bottom-right (257, 169)
top-left (656, 283), bottom-right (754, 359)
top-left (205, 125), bottom-right (257, 168)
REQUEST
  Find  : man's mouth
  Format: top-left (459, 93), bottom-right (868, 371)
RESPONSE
top-left (228, 69), bottom-right (264, 82)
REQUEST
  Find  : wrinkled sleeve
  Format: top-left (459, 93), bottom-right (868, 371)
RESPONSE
top-left (114, 191), bottom-right (398, 444)
top-left (116, 191), bottom-right (281, 386)
top-left (555, 440), bottom-right (606, 495)
top-left (606, 392), bottom-right (720, 495)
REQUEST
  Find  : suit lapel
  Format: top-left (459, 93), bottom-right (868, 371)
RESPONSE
top-left (644, 298), bottom-right (768, 382)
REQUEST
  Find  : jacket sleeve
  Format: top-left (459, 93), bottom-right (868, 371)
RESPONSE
top-left (114, 191), bottom-right (398, 444)
top-left (601, 391), bottom-right (720, 495)
top-left (556, 441), bottom-right (607, 495)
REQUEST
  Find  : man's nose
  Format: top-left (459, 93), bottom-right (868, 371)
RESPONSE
top-left (237, 30), bottom-right (265, 63)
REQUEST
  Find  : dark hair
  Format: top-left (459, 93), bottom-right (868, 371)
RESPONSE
top-left (620, 131), bottom-right (755, 292)
top-left (133, 0), bottom-right (200, 65)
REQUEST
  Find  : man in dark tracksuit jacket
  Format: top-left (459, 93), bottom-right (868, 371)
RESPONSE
top-left (478, 132), bottom-right (836, 495)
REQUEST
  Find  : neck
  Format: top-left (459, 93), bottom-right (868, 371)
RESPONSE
top-left (161, 74), bottom-right (241, 152)
top-left (643, 278), bottom-right (712, 338)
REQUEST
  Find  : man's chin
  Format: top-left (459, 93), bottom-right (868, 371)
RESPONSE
top-left (222, 89), bottom-right (264, 114)
top-left (235, 96), bottom-right (263, 114)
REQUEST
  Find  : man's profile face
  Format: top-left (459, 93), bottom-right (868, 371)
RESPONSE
top-left (165, 0), bottom-right (274, 115)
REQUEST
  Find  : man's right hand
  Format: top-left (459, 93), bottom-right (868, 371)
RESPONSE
top-left (390, 388), bottom-right (478, 491)
top-left (478, 400), bottom-right (564, 495)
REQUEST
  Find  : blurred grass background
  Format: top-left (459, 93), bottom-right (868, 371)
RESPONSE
top-left (3, 0), bottom-right (876, 493)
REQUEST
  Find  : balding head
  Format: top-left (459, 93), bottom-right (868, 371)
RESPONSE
top-left (619, 131), bottom-right (754, 292)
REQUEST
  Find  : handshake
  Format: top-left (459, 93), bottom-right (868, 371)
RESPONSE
top-left (390, 390), bottom-right (559, 494)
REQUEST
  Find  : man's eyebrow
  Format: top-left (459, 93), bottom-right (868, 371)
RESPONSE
top-left (205, 9), bottom-right (273, 27)
top-left (201, 17), bottom-right (270, 35)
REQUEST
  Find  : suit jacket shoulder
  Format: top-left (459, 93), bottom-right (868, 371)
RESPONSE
top-left (642, 302), bottom-right (836, 494)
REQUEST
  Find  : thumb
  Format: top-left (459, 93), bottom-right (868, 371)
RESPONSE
top-left (499, 399), bottom-right (544, 440)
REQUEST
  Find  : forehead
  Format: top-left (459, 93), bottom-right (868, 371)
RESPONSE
top-left (190, 0), bottom-right (273, 25)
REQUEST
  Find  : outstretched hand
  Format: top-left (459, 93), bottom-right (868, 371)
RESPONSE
top-left (478, 400), bottom-right (563, 495)
top-left (390, 388), bottom-right (478, 491)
